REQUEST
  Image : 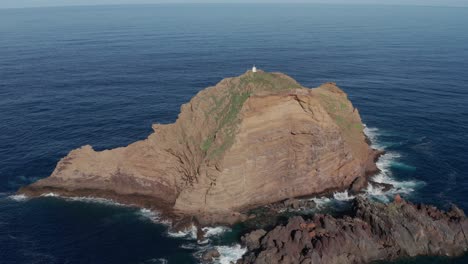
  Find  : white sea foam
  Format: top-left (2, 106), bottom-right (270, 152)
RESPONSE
top-left (36, 192), bottom-right (126, 207)
top-left (301, 126), bottom-right (422, 206)
top-left (188, 226), bottom-right (232, 245)
top-left (41, 192), bottom-right (59, 197)
top-left (139, 208), bottom-right (156, 218)
top-left (364, 183), bottom-right (386, 196)
top-left (138, 208), bottom-right (171, 226)
top-left (167, 224), bottom-right (197, 239)
top-left (365, 151), bottom-right (422, 202)
top-left (307, 191), bottom-right (354, 212)
top-left (215, 244), bottom-right (246, 264)
top-left (155, 258), bottom-right (168, 264)
top-left (188, 229), bottom-right (242, 263)
top-left (202, 226), bottom-right (231, 238)
top-left (197, 239), bottom-right (210, 245)
top-left (333, 190), bottom-right (355, 201)
top-left (180, 243), bottom-right (198, 250)
top-left (8, 194), bottom-right (28, 201)
top-left (363, 125), bottom-right (384, 149)
top-left (65, 196), bottom-right (126, 207)
top-left (310, 196), bottom-right (332, 210)
top-left (362, 126), bottom-right (423, 202)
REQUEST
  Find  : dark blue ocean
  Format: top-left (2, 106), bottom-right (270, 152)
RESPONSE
top-left (1, 4), bottom-right (467, 264)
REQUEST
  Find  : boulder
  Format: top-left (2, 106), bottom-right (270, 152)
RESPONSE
top-left (201, 248), bottom-right (220, 262)
top-left (284, 198), bottom-right (300, 209)
top-left (241, 229), bottom-right (267, 250)
top-left (349, 176), bottom-right (367, 194)
top-left (238, 197), bottom-right (468, 264)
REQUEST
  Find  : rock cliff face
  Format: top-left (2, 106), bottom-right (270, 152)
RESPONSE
top-left (238, 197), bottom-right (468, 264)
top-left (20, 70), bottom-right (379, 223)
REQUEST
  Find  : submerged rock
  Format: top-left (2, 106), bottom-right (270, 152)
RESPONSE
top-left (19, 70), bottom-right (381, 224)
top-left (284, 198), bottom-right (300, 209)
top-left (238, 196), bottom-right (468, 264)
top-left (267, 198), bottom-right (317, 212)
top-left (201, 248), bottom-right (220, 262)
top-left (368, 180), bottom-right (393, 192)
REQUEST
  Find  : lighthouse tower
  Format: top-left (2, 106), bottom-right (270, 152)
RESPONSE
top-left (252, 65), bottom-right (257, 73)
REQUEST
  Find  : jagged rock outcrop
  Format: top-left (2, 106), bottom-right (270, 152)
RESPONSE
top-left (19, 70), bottom-right (380, 224)
top-left (238, 196), bottom-right (468, 264)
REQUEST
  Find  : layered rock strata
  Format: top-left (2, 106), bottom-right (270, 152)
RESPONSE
top-left (20, 70), bottom-right (380, 223)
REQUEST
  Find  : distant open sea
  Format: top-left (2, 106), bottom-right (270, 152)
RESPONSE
top-left (1, 4), bottom-right (467, 264)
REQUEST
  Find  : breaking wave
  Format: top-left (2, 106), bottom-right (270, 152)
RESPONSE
top-left (364, 152), bottom-right (423, 202)
top-left (39, 193), bottom-right (128, 207)
top-left (137, 208), bottom-right (171, 226)
top-left (309, 125), bottom-right (423, 209)
top-left (310, 196), bottom-right (332, 210)
top-left (363, 125), bottom-right (423, 202)
top-left (8, 194), bottom-right (28, 201)
top-left (135, 206), bottom-right (234, 262)
top-left (309, 191), bottom-right (354, 212)
top-left (202, 226), bottom-right (231, 238)
top-left (42, 192), bottom-right (59, 197)
top-left (192, 243), bottom-right (246, 264)
top-left (364, 126), bottom-right (384, 149)
top-left (169, 224), bottom-right (236, 263)
top-left (333, 190), bottom-right (355, 201)
top-left (214, 244), bottom-right (246, 264)
top-left (167, 225), bottom-right (197, 239)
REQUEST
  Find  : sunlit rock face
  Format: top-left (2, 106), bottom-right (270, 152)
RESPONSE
top-left (20, 70), bottom-right (379, 223)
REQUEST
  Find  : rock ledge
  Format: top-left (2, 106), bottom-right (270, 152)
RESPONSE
top-left (238, 196), bottom-right (468, 264)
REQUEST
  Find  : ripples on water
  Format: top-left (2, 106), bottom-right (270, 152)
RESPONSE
top-left (1, 4), bottom-right (467, 264)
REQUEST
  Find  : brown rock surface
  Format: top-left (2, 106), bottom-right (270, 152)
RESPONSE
top-left (238, 197), bottom-right (468, 264)
top-left (19, 70), bottom-right (380, 224)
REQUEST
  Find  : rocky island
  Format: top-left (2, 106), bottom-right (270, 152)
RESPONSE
top-left (20, 70), bottom-right (381, 224)
top-left (18, 70), bottom-right (468, 263)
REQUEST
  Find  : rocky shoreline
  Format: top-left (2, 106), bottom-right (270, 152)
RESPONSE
top-left (20, 186), bottom-right (468, 264)
top-left (234, 195), bottom-right (468, 264)
top-left (18, 146), bottom-right (383, 229)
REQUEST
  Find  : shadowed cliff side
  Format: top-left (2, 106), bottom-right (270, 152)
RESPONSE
top-left (19, 70), bottom-right (380, 224)
top-left (238, 196), bottom-right (468, 264)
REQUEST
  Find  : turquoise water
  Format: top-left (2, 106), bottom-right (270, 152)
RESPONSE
top-left (1, 4), bottom-right (467, 263)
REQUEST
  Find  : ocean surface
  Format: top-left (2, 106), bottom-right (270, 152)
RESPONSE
top-left (1, 4), bottom-right (467, 264)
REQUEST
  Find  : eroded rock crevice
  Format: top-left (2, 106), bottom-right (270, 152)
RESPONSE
top-left (238, 197), bottom-right (468, 264)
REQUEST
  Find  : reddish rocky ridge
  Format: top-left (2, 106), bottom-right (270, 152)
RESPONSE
top-left (237, 196), bottom-right (468, 264)
top-left (20, 70), bottom-right (381, 225)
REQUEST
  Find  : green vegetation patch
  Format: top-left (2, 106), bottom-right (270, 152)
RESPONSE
top-left (201, 136), bottom-right (214, 152)
top-left (239, 72), bottom-right (301, 93)
top-left (206, 95), bottom-right (227, 119)
top-left (205, 90), bottom-right (251, 159)
top-left (218, 91), bottom-right (251, 129)
top-left (319, 92), bottom-right (363, 136)
top-left (320, 93), bottom-right (339, 113)
top-left (201, 72), bottom-right (302, 160)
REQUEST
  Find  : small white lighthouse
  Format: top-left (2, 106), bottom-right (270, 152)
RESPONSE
top-left (252, 65), bottom-right (257, 73)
